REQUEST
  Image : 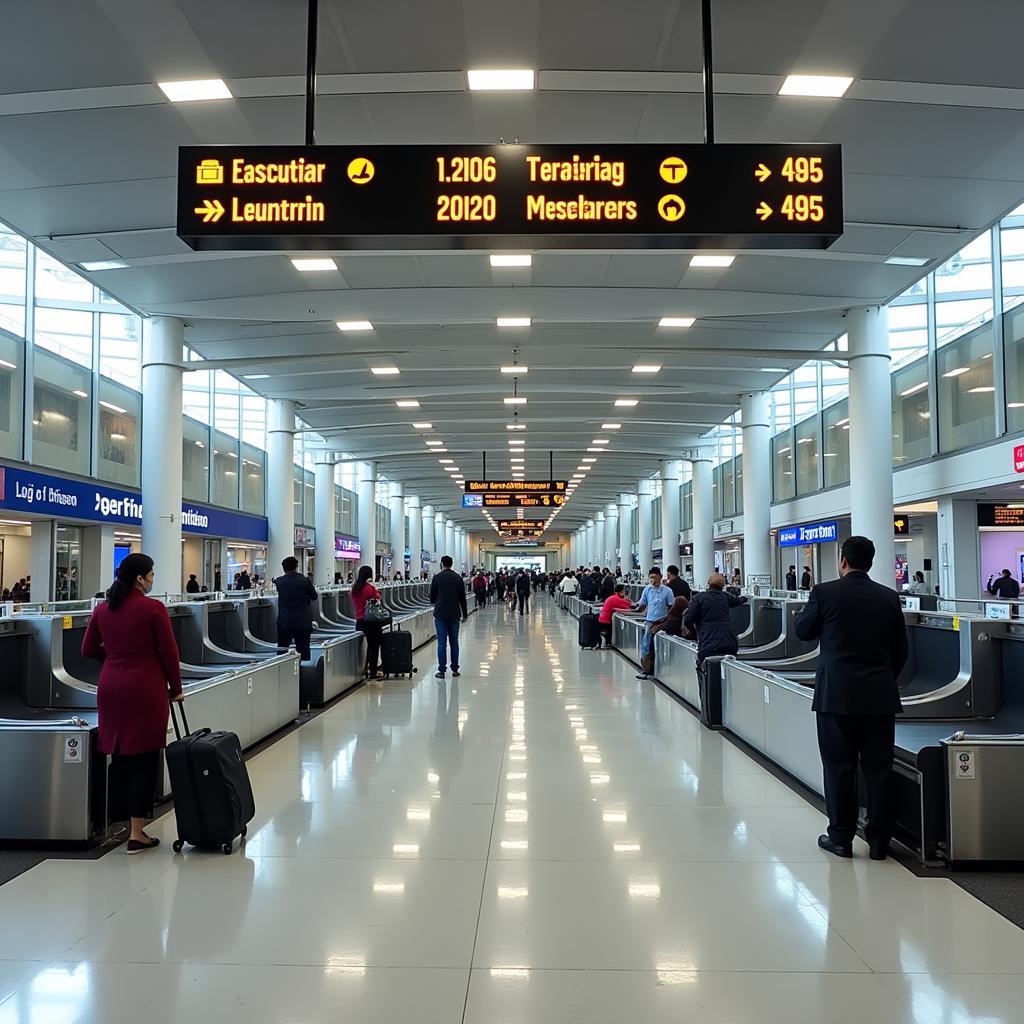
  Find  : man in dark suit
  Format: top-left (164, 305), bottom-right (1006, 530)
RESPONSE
top-left (430, 554), bottom-right (468, 679)
top-left (794, 536), bottom-right (908, 860)
top-left (274, 556), bottom-right (319, 660)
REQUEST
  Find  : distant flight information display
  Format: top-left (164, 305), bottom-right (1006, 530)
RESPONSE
top-left (178, 144), bottom-right (843, 250)
top-left (462, 493), bottom-right (565, 509)
top-left (497, 520), bottom-right (545, 531)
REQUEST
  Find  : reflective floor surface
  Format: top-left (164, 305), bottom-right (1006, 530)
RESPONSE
top-left (1, 600), bottom-right (1023, 1022)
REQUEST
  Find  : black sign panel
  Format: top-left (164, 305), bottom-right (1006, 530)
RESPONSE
top-left (893, 514), bottom-right (911, 536)
top-left (977, 504), bottom-right (1024, 528)
top-left (466, 493), bottom-right (566, 509)
top-left (466, 480), bottom-right (566, 494)
top-left (177, 144), bottom-right (843, 251)
top-left (498, 519), bottom-right (546, 531)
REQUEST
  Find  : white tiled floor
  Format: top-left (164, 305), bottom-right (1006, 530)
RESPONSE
top-left (1, 600), bottom-right (1022, 1022)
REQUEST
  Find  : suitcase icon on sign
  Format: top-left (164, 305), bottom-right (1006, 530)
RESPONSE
top-left (196, 159), bottom-right (224, 185)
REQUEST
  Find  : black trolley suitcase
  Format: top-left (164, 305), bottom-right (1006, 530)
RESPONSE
top-left (579, 611), bottom-right (602, 649)
top-left (379, 622), bottom-right (415, 678)
top-left (166, 703), bottom-right (255, 855)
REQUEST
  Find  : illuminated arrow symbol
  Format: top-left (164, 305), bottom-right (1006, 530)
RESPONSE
top-left (194, 198), bottom-right (225, 223)
top-left (755, 163), bottom-right (771, 183)
top-left (756, 201), bottom-right (773, 221)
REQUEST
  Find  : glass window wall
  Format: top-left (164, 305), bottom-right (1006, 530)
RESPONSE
top-left (0, 225), bottom-right (27, 339)
top-left (794, 415), bottom-right (819, 494)
top-left (212, 430), bottom-right (239, 509)
top-left (97, 378), bottom-right (140, 486)
top-left (892, 359), bottom-right (931, 464)
top-left (182, 417), bottom-right (210, 502)
top-left (33, 349), bottom-right (91, 475)
top-left (1004, 303), bottom-right (1024, 433)
top-left (822, 400), bottom-right (850, 488)
top-left (0, 332), bottom-right (25, 460)
top-left (771, 432), bottom-right (794, 501)
top-left (241, 443), bottom-right (265, 515)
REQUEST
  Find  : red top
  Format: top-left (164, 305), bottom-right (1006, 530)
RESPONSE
top-left (350, 582), bottom-right (381, 620)
top-left (599, 594), bottom-right (634, 624)
top-left (81, 588), bottom-right (183, 755)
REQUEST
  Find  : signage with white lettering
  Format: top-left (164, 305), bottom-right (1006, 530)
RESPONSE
top-left (334, 535), bottom-right (361, 559)
top-left (779, 520), bottom-right (839, 547)
top-left (985, 602), bottom-right (1012, 620)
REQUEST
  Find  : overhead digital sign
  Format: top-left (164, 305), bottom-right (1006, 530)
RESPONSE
top-left (977, 504), bottom-right (1024, 528)
top-left (498, 519), bottom-right (545, 531)
top-left (779, 520), bottom-right (839, 547)
top-left (466, 493), bottom-right (566, 509)
top-left (466, 480), bottom-right (567, 494)
top-left (177, 144), bottom-right (843, 251)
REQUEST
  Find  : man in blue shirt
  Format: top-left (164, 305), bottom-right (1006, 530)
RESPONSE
top-left (633, 566), bottom-right (673, 679)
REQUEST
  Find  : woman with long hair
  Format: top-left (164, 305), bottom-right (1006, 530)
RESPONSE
top-left (350, 564), bottom-right (384, 679)
top-left (82, 553), bottom-right (183, 853)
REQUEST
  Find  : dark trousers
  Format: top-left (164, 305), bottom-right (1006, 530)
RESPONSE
top-left (356, 619), bottom-right (384, 674)
top-left (816, 712), bottom-right (895, 847)
top-left (435, 616), bottom-right (461, 672)
top-left (599, 621), bottom-right (613, 646)
top-left (277, 626), bottom-right (312, 660)
top-left (108, 749), bottom-right (160, 821)
top-left (517, 592), bottom-right (529, 614)
top-left (508, 592), bottom-right (517, 612)
top-left (474, 591), bottom-right (486, 608)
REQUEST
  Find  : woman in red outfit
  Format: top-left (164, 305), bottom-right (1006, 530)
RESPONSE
top-left (82, 553), bottom-right (183, 854)
top-left (598, 584), bottom-right (635, 648)
top-left (350, 564), bottom-right (384, 678)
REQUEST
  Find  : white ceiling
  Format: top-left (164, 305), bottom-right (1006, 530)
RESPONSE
top-left (3, 0), bottom-right (1024, 533)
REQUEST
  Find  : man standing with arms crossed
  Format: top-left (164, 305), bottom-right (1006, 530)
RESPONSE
top-left (430, 555), bottom-right (468, 679)
top-left (794, 536), bottom-right (908, 860)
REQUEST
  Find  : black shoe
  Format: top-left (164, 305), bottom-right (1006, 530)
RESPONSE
top-left (452, 669), bottom-right (461, 677)
top-left (635, 672), bottom-right (649, 680)
top-left (126, 836), bottom-right (160, 855)
top-left (868, 843), bottom-right (889, 861)
top-left (817, 834), bottom-right (853, 859)
top-left (435, 671), bottom-right (446, 679)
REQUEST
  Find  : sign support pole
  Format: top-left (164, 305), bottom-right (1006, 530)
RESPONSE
top-left (702, 0), bottom-right (715, 145)
top-left (305, 0), bottom-right (318, 146)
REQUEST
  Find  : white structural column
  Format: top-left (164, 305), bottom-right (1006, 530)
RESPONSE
top-left (618, 493), bottom-right (634, 571)
top-left (313, 454), bottom-right (337, 586)
top-left (407, 495), bottom-right (422, 579)
top-left (594, 510), bottom-right (607, 566)
top-left (266, 399), bottom-right (297, 580)
top-left (389, 482), bottom-right (405, 576)
top-left (421, 505), bottom-right (436, 575)
top-left (141, 317), bottom-right (185, 594)
top-left (584, 519), bottom-right (595, 565)
top-left (660, 460), bottom-right (682, 568)
top-left (434, 513), bottom-right (445, 567)
top-left (691, 456), bottom-right (714, 586)
top-left (356, 461), bottom-right (377, 572)
top-left (605, 502), bottom-right (619, 570)
top-left (445, 518), bottom-right (456, 563)
top-left (636, 479), bottom-right (655, 572)
top-left (848, 306), bottom-right (896, 589)
top-left (740, 392), bottom-right (772, 584)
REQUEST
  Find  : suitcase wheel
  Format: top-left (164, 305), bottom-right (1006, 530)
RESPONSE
top-left (172, 839), bottom-right (184, 854)
top-left (222, 842), bottom-right (233, 855)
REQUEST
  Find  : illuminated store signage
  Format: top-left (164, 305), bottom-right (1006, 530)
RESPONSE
top-left (1015, 443), bottom-right (1024, 474)
top-left (178, 144), bottom-right (843, 251)
top-left (977, 504), bottom-right (1024, 528)
top-left (334, 535), bottom-right (361, 559)
top-left (779, 520), bottom-right (839, 547)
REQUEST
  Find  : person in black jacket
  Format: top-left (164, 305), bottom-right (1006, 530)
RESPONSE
top-left (430, 555), bottom-right (468, 679)
top-left (598, 568), bottom-right (615, 601)
top-left (665, 565), bottom-right (692, 601)
top-left (274, 556), bottom-right (319, 660)
top-left (683, 574), bottom-right (747, 665)
top-left (237, 569), bottom-right (252, 591)
top-left (185, 574), bottom-right (200, 594)
top-left (794, 535), bottom-right (909, 861)
top-left (515, 570), bottom-right (532, 615)
top-left (785, 565), bottom-right (797, 591)
top-left (987, 569), bottom-right (1021, 600)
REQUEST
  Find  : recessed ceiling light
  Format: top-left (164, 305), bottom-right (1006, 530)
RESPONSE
top-left (370, 366), bottom-right (400, 375)
top-left (395, 400), bottom-right (420, 408)
top-left (501, 366), bottom-right (529, 373)
top-left (80, 260), bottom-right (127, 271)
top-left (689, 254), bottom-right (735, 268)
top-left (614, 399), bottom-right (639, 407)
top-left (497, 317), bottom-right (531, 328)
top-left (506, 423), bottom-right (526, 431)
top-left (591, 439), bottom-right (610, 445)
top-left (504, 396), bottom-right (527, 405)
top-left (968, 386), bottom-right (995, 393)
top-left (658, 317), bottom-right (695, 328)
top-left (157, 78), bottom-right (232, 102)
top-left (582, 457), bottom-right (597, 463)
top-left (425, 440), bottom-right (444, 446)
top-left (290, 257), bottom-right (337, 272)
top-left (885, 256), bottom-right (930, 267)
top-left (631, 364), bottom-right (661, 374)
top-left (243, 374), bottom-right (270, 380)
top-left (510, 458), bottom-right (525, 464)
top-left (412, 422), bottom-right (432, 429)
top-left (779, 74), bottom-right (853, 98)
top-left (72, 389), bottom-right (88, 399)
top-left (467, 69), bottom-right (535, 91)
top-left (900, 382), bottom-right (928, 397)
top-left (587, 447), bottom-right (606, 452)
top-left (508, 441), bottom-right (525, 447)
top-left (99, 400), bottom-right (126, 413)
top-left (490, 254), bottom-right (532, 267)
top-left (439, 459), bottom-right (454, 464)
top-left (942, 367), bottom-right (970, 378)
top-left (337, 320), bottom-right (374, 331)
top-left (601, 423), bottom-right (622, 430)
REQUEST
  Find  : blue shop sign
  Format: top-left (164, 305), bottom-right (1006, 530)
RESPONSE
top-left (0, 465), bottom-right (268, 542)
top-left (779, 520), bottom-right (839, 547)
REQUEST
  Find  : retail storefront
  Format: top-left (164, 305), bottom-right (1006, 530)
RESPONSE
top-left (977, 503), bottom-right (1024, 594)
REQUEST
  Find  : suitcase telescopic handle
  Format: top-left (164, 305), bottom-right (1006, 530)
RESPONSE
top-left (170, 698), bottom-right (191, 739)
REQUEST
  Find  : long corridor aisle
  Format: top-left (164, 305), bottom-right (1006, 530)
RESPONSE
top-left (1, 600), bottom-right (1024, 1022)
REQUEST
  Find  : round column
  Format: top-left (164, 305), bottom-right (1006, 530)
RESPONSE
top-left (849, 306), bottom-right (896, 589)
top-left (356, 460), bottom-right (377, 574)
top-left (617, 493), bottom-right (634, 572)
top-left (388, 482), bottom-right (405, 578)
top-left (421, 505), bottom-right (436, 576)
top-left (594, 510), bottom-right (607, 567)
top-left (434, 513), bottom-right (445, 568)
top-left (584, 519), bottom-right (594, 566)
top-left (141, 316), bottom-right (184, 595)
top-left (660, 460), bottom-right (682, 569)
top-left (691, 456), bottom-right (714, 586)
top-left (313, 454), bottom-right (337, 586)
top-left (267, 400), bottom-right (297, 579)
top-left (740, 392), bottom-right (772, 584)
top-left (445, 519), bottom-right (456, 565)
top-left (637, 479), bottom-right (655, 572)
top-left (604, 502), bottom-right (619, 571)
top-left (407, 495), bottom-right (422, 580)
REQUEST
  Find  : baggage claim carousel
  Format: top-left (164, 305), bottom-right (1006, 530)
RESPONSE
top-left (0, 581), bottom-right (458, 844)
top-left (568, 592), bottom-right (1024, 867)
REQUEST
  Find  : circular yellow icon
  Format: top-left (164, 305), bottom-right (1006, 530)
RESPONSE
top-left (659, 157), bottom-right (688, 184)
top-left (658, 194), bottom-right (686, 222)
top-left (347, 158), bottom-right (375, 185)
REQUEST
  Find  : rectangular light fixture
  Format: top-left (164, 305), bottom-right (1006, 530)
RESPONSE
top-left (504, 396), bottom-right (527, 405)
top-left (942, 367), bottom-right (970, 378)
top-left (779, 74), bottom-right (853, 98)
top-left (337, 320), bottom-right (373, 331)
top-left (99, 400), bottom-right (126, 413)
top-left (370, 366), bottom-right (400, 375)
top-left (491, 254), bottom-right (532, 268)
top-left (425, 440), bottom-right (444, 446)
top-left (968, 386), bottom-right (995, 393)
top-left (412, 422), bottom-right (432, 429)
top-left (439, 459), bottom-right (454, 464)
top-left (591, 439), bottom-right (609, 445)
top-left (80, 260), bottom-right (127, 271)
top-left (885, 256), bottom-right (929, 267)
top-left (0, 359), bottom-right (16, 370)
top-left (601, 423), bottom-right (622, 430)
top-left (395, 399), bottom-right (420, 408)
top-left (658, 317), bottom-right (694, 328)
top-left (586, 447), bottom-right (604, 452)
top-left (614, 398), bottom-right (638, 407)
top-left (291, 257), bottom-right (337, 272)
top-left (157, 78), bottom-right (232, 102)
top-left (510, 458), bottom-right (524, 464)
top-left (631, 364), bottom-right (661, 374)
top-left (72, 389), bottom-right (88, 399)
top-left (508, 440), bottom-right (525, 447)
top-left (506, 423), bottom-right (526, 430)
top-left (689, 254), bottom-right (734, 268)
top-left (243, 373), bottom-right (270, 380)
top-left (900, 382), bottom-right (928, 397)
top-left (497, 317), bottom-right (531, 328)
top-left (467, 69), bottom-right (535, 91)
top-left (582, 457), bottom-right (597, 463)
top-left (501, 366), bottom-right (528, 374)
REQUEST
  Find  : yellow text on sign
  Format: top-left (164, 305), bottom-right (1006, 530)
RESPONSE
top-left (62, 615), bottom-right (73, 630)
top-left (347, 158), bottom-right (375, 184)
top-left (659, 157), bottom-right (688, 184)
top-left (657, 195), bottom-right (686, 222)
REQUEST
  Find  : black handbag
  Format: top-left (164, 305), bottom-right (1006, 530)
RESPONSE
top-left (363, 597), bottom-right (393, 625)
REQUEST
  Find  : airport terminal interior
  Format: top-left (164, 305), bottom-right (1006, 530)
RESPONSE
top-left (2, 0), bottom-right (1024, 1020)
